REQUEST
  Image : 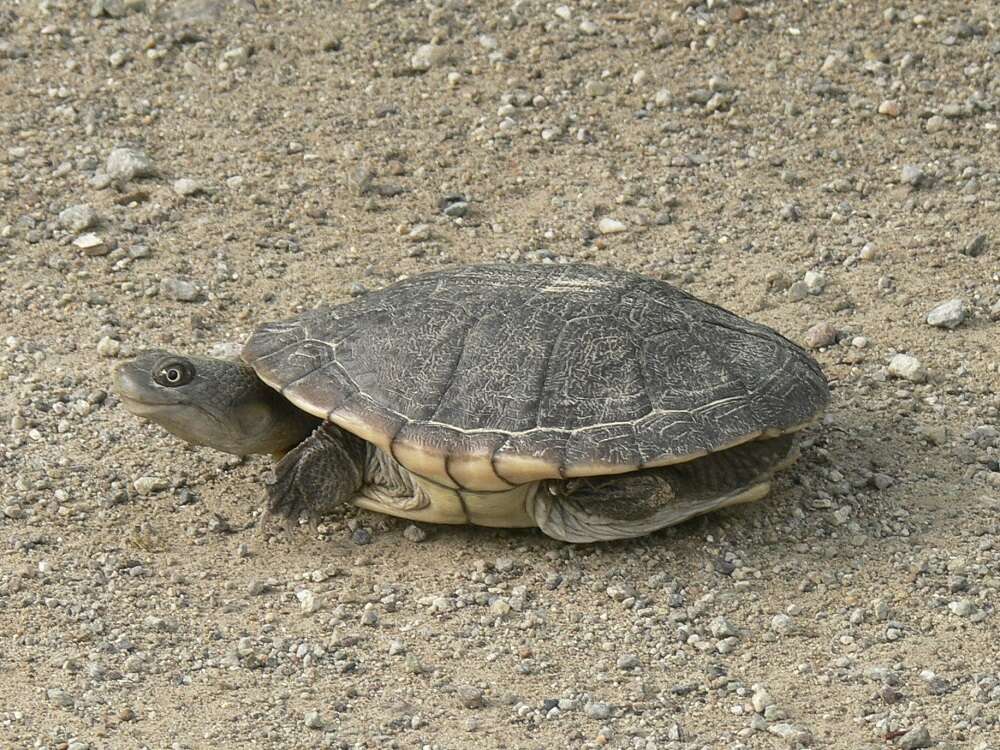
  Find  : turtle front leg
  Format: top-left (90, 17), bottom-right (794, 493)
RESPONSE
top-left (265, 423), bottom-right (366, 529)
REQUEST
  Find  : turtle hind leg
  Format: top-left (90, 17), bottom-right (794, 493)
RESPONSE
top-left (533, 434), bottom-right (798, 543)
top-left (264, 423), bottom-right (365, 530)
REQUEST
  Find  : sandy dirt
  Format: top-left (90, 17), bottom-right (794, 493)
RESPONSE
top-left (1, 1), bottom-right (999, 748)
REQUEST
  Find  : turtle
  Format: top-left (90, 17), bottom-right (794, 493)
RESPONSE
top-left (113, 263), bottom-right (829, 542)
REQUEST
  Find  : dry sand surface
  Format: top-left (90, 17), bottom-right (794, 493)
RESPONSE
top-left (2, 0), bottom-right (999, 748)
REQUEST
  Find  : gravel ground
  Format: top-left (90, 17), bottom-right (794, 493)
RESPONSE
top-left (2, 1), bottom-right (999, 748)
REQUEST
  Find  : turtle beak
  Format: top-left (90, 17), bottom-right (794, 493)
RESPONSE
top-left (113, 358), bottom-right (184, 410)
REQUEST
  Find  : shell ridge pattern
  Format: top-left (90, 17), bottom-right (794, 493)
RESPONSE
top-left (614, 282), bottom-right (653, 467)
top-left (248, 334), bottom-right (311, 366)
top-left (427, 315), bottom-right (487, 423)
top-left (488, 437), bottom-right (516, 485)
top-left (277, 339), bottom-right (341, 392)
top-left (693, 322), bottom-right (751, 405)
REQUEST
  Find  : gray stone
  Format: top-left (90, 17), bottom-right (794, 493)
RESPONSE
top-left (803, 271), bottom-right (826, 294)
top-left (900, 164), bottom-right (924, 187)
top-left (888, 354), bottom-right (926, 382)
top-left (160, 277), bottom-right (202, 302)
top-left (898, 725), bottom-right (932, 750)
top-left (47, 688), bottom-right (75, 707)
top-left (770, 613), bottom-right (794, 634)
top-left (73, 233), bottom-right (108, 256)
top-left (411, 44), bottom-right (447, 72)
top-left (133, 476), bottom-right (168, 495)
top-left (616, 654), bottom-right (640, 670)
top-left (947, 599), bottom-right (976, 617)
top-left (173, 178), bottom-right (204, 196)
top-left (597, 217), bottom-right (627, 234)
top-left (926, 299), bottom-right (966, 329)
top-left (351, 527), bottom-right (372, 545)
top-left (297, 589), bottom-right (322, 613)
top-left (304, 710), bottom-right (324, 729)
top-left (585, 701), bottom-right (612, 720)
top-left (709, 616), bottom-right (739, 638)
top-left (960, 233), bottom-right (987, 257)
top-left (59, 204), bottom-right (98, 232)
top-left (752, 687), bottom-right (775, 713)
top-left (106, 147), bottom-right (154, 181)
top-left (787, 281), bottom-right (809, 302)
top-left (403, 524), bottom-right (427, 542)
top-left (457, 686), bottom-right (484, 708)
top-left (767, 722), bottom-right (813, 745)
top-left (803, 322), bottom-right (838, 349)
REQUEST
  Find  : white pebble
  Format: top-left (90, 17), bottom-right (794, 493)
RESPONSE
top-left (887, 354), bottom-right (926, 383)
top-left (597, 217), bottom-right (627, 235)
top-left (96, 336), bottom-right (121, 358)
top-left (925, 298), bottom-right (966, 329)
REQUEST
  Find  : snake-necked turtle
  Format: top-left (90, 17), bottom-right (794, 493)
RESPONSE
top-left (114, 264), bottom-right (829, 542)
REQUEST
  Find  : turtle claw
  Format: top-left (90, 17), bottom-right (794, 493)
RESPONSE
top-left (261, 481), bottom-right (312, 535)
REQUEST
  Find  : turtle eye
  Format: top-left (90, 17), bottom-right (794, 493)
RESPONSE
top-left (154, 358), bottom-right (195, 387)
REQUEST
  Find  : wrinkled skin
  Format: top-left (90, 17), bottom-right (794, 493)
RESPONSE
top-left (114, 350), bottom-right (319, 456)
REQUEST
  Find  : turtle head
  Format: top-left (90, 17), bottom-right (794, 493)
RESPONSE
top-left (113, 349), bottom-right (319, 455)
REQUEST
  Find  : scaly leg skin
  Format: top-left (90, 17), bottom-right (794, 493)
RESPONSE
top-left (534, 434), bottom-right (799, 543)
top-left (264, 423), bottom-right (366, 531)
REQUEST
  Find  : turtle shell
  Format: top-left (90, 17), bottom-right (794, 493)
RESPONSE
top-left (242, 264), bottom-right (829, 491)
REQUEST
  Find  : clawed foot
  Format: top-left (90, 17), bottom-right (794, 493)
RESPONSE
top-left (261, 471), bottom-right (321, 534)
top-left (260, 424), bottom-right (365, 535)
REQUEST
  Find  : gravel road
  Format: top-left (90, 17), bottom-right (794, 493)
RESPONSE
top-left (1, 1), bottom-right (998, 748)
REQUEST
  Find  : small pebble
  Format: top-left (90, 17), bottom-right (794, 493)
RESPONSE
top-left (751, 687), bottom-right (775, 713)
top-left (960, 233), bottom-right (987, 257)
top-left (925, 299), bottom-right (966, 329)
top-left (106, 147), bottom-right (154, 181)
top-left (897, 725), bottom-right (932, 750)
top-left (351, 528), bottom-right (372, 545)
top-left (770, 614), bottom-right (794, 634)
top-left (73, 233), bottom-right (108, 256)
top-left (787, 281), bottom-right (809, 302)
top-left (887, 354), bottom-right (926, 383)
top-left (403, 524), bottom-right (427, 542)
top-left (878, 100), bottom-right (901, 117)
top-left (411, 44), bottom-right (447, 72)
top-left (133, 476), bottom-right (168, 495)
top-left (160, 277), bottom-right (202, 302)
top-left (947, 599), bottom-right (976, 617)
top-left (96, 336), bottom-right (121, 358)
top-left (457, 686), bottom-right (484, 708)
top-left (900, 164), bottom-right (924, 187)
top-left (803, 271), bottom-right (826, 294)
top-left (304, 710), bottom-right (324, 729)
top-left (59, 204), bottom-right (98, 232)
top-left (585, 702), bottom-right (612, 720)
top-left (297, 589), bottom-right (322, 614)
top-left (616, 654), bottom-right (639, 670)
top-left (597, 217), bottom-right (627, 235)
top-left (803, 322), bottom-right (838, 349)
top-left (173, 178), bottom-right (204, 196)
